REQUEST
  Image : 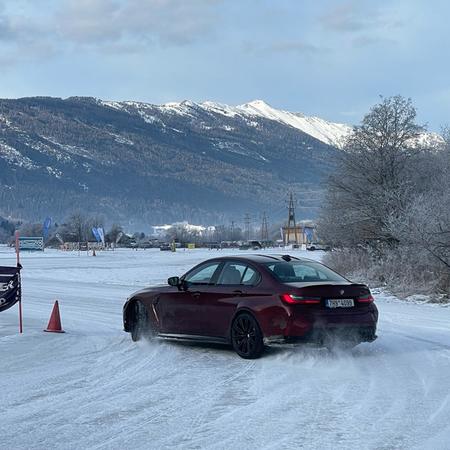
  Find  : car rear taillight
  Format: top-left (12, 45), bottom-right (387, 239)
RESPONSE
top-left (358, 294), bottom-right (375, 303)
top-left (280, 294), bottom-right (321, 305)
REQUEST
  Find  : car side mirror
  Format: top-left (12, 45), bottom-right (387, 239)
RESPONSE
top-left (168, 276), bottom-right (180, 287)
top-left (168, 276), bottom-right (188, 291)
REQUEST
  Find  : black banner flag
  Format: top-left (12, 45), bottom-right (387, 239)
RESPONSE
top-left (0, 266), bottom-right (22, 313)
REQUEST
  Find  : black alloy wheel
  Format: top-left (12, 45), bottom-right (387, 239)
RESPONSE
top-left (231, 313), bottom-right (264, 359)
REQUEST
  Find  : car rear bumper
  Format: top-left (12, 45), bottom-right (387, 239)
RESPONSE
top-left (264, 325), bottom-right (377, 345)
top-left (263, 304), bottom-right (378, 345)
top-left (284, 325), bottom-right (377, 344)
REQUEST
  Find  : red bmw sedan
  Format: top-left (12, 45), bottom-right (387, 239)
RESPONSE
top-left (123, 254), bottom-right (378, 358)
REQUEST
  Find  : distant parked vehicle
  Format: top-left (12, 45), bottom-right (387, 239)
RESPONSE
top-left (239, 240), bottom-right (262, 250)
top-left (249, 240), bottom-right (262, 250)
top-left (159, 244), bottom-right (171, 251)
top-left (138, 242), bottom-right (154, 249)
top-left (123, 254), bottom-right (378, 358)
top-left (123, 239), bottom-right (137, 248)
top-left (307, 242), bottom-right (331, 251)
top-left (220, 241), bottom-right (240, 249)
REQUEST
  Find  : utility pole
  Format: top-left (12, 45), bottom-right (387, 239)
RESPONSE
top-left (285, 192), bottom-right (298, 245)
top-left (230, 220), bottom-right (235, 241)
top-left (244, 213), bottom-right (251, 241)
top-left (261, 212), bottom-right (269, 244)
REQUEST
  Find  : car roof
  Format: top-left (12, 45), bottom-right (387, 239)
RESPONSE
top-left (204, 254), bottom-right (317, 264)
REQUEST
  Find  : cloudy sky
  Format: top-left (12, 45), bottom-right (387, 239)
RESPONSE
top-left (0, 0), bottom-right (449, 130)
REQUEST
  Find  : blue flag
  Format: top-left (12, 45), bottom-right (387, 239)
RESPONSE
top-left (97, 228), bottom-right (105, 245)
top-left (43, 217), bottom-right (52, 241)
top-left (92, 228), bottom-right (101, 242)
top-left (304, 227), bottom-right (314, 242)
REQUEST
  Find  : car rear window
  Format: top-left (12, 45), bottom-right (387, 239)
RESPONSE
top-left (264, 261), bottom-right (346, 283)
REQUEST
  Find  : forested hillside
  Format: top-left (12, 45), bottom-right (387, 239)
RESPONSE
top-left (0, 97), bottom-right (337, 227)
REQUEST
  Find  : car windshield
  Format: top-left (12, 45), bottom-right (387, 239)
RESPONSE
top-left (264, 261), bottom-right (347, 283)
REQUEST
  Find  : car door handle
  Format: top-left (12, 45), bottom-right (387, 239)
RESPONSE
top-left (192, 291), bottom-right (201, 299)
top-left (233, 290), bottom-right (243, 296)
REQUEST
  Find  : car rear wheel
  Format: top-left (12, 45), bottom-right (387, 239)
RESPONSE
top-left (130, 301), bottom-right (151, 342)
top-left (231, 313), bottom-right (264, 359)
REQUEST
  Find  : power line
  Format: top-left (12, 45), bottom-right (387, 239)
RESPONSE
top-left (261, 212), bottom-right (269, 242)
top-left (244, 213), bottom-right (251, 241)
top-left (285, 192), bottom-right (298, 244)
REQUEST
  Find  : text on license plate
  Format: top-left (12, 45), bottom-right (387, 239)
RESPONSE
top-left (326, 299), bottom-right (354, 308)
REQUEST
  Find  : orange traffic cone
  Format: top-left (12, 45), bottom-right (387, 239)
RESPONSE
top-left (44, 300), bottom-right (65, 333)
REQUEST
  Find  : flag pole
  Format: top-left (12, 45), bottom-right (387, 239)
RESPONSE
top-left (15, 231), bottom-right (23, 334)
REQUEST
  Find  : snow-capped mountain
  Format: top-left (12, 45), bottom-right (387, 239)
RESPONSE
top-left (235, 100), bottom-right (352, 148)
top-left (0, 96), bottom-right (443, 227)
top-left (102, 98), bottom-right (443, 149)
top-left (102, 99), bottom-right (352, 148)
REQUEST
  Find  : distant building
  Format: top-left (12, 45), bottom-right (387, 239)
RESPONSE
top-left (282, 222), bottom-right (317, 245)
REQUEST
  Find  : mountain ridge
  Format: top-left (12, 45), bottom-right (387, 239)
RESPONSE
top-left (100, 98), bottom-right (353, 148)
top-left (0, 96), bottom-right (442, 228)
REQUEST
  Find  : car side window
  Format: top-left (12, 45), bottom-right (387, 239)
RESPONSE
top-left (242, 266), bottom-right (260, 285)
top-left (217, 262), bottom-right (261, 286)
top-left (217, 262), bottom-right (246, 285)
top-left (185, 262), bottom-right (221, 285)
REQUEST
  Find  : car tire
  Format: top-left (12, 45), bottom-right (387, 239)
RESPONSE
top-left (231, 312), bottom-right (264, 359)
top-left (130, 301), bottom-right (151, 342)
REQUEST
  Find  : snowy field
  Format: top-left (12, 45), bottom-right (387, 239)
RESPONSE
top-left (1, 246), bottom-right (450, 450)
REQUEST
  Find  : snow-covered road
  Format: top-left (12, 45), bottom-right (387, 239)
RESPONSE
top-left (1, 248), bottom-right (449, 450)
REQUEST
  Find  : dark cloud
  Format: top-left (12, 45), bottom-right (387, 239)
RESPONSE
top-left (243, 40), bottom-right (326, 56)
top-left (268, 41), bottom-right (324, 54)
top-left (0, 4), bottom-right (56, 67)
top-left (0, 16), bottom-right (12, 40)
top-left (320, 1), bottom-right (393, 33)
top-left (321, 2), bottom-right (368, 32)
top-left (0, 0), bottom-right (222, 63)
top-left (53, 0), bottom-right (221, 47)
top-left (0, 13), bottom-right (27, 41)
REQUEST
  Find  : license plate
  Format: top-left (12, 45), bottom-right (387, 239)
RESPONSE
top-left (326, 299), bottom-right (354, 308)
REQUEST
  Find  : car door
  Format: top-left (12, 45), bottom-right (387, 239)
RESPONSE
top-left (157, 261), bottom-right (222, 335)
top-left (200, 261), bottom-right (262, 338)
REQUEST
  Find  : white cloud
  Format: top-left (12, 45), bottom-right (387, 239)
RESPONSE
top-left (0, 0), bottom-right (222, 63)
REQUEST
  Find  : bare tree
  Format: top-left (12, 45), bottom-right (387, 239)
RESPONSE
top-left (18, 222), bottom-right (43, 237)
top-left (319, 96), bottom-right (425, 248)
top-left (60, 212), bottom-right (104, 242)
top-left (320, 98), bottom-right (450, 295)
top-left (385, 134), bottom-right (450, 292)
top-left (106, 223), bottom-right (123, 243)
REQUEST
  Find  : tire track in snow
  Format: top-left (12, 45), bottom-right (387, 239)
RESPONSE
top-left (92, 351), bottom-right (259, 449)
top-left (178, 360), bottom-right (258, 447)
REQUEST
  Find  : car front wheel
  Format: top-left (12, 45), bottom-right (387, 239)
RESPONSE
top-left (231, 313), bottom-right (264, 359)
top-left (130, 301), bottom-right (150, 342)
